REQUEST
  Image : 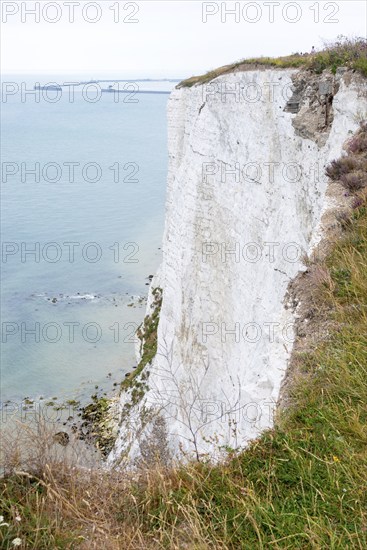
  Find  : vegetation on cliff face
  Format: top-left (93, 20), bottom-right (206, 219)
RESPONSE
top-left (122, 287), bottom-right (163, 392)
top-left (117, 287), bottom-right (163, 428)
top-left (179, 36), bottom-right (367, 87)
top-left (1, 125), bottom-right (366, 548)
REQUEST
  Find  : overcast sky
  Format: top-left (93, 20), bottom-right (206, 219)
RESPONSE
top-left (1, 1), bottom-right (366, 78)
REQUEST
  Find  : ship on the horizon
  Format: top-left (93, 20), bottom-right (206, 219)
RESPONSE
top-left (34, 83), bottom-right (62, 91)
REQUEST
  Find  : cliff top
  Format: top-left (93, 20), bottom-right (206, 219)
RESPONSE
top-left (178, 36), bottom-right (367, 87)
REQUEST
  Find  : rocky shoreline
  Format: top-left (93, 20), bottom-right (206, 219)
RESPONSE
top-left (2, 273), bottom-right (158, 464)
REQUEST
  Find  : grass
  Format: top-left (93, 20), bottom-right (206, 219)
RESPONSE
top-left (1, 132), bottom-right (367, 548)
top-left (179, 36), bottom-right (367, 87)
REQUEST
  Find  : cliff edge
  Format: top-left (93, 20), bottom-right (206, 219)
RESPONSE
top-left (109, 66), bottom-right (366, 466)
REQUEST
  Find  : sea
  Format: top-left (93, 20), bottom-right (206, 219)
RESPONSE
top-left (0, 75), bottom-right (176, 412)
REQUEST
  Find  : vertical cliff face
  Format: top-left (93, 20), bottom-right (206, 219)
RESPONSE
top-left (110, 68), bottom-right (365, 465)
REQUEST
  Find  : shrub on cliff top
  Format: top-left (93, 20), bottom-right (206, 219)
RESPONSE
top-left (309, 35), bottom-right (367, 75)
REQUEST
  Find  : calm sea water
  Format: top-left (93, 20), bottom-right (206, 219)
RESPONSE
top-left (1, 75), bottom-right (172, 405)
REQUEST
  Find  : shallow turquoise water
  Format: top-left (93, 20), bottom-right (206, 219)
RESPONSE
top-left (1, 76), bottom-right (170, 404)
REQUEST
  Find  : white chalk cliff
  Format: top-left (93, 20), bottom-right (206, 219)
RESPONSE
top-left (109, 68), bottom-right (365, 465)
